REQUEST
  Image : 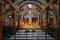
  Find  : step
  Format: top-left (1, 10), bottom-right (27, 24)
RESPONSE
top-left (12, 34), bottom-right (50, 36)
top-left (17, 30), bottom-right (43, 32)
top-left (16, 31), bottom-right (45, 34)
top-left (9, 37), bottom-right (55, 40)
top-left (16, 33), bottom-right (45, 35)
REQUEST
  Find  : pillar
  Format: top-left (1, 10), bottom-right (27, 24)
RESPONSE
top-left (13, 12), bottom-right (16, 31)
top-left (0, 5), bottom-right (3, 40)
top-left (45, 9), bottom-right (48, 32)
top-left (39, 14), bottom-right (42, 29)
top-left (58, 4), bottom-right (60, 40)
top-left (18, 13), bottom-right (20, 29)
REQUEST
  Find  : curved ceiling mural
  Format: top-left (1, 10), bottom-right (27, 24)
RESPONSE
top-left (7, 0), bottom-right (54, 15)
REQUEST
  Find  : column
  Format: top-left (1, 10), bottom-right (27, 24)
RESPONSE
top-left (58, 4), bottom-right (60, 40)
top-left (39, 14), bottom-right (42, 28)
top-left (13, 11), bottom-right (16, 31)
top-left (18, 13), bottom-right (20, 29)
top-left (45, 9), bottom-right (48, 32)
top-left (0, 5), bottom-right (3, 40)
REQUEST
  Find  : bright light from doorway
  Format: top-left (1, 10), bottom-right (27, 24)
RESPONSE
top-left (27, 4), bottom-right (32, 8)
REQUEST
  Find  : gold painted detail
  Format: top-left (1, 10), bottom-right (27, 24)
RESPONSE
top-left (20, 22), bottom-right (40, 29)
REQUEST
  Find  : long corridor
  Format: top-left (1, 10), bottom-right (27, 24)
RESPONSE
top-left (2, 0), bottom-right (60, 40)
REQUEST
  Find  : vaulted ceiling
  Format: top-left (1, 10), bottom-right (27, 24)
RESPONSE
top-left (16, 0), bottom-right (49, 15)
top-left (4, 0), bottom-right (55, 15)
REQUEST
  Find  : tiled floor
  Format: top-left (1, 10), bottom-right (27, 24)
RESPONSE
top-left (7, 29), bottom-right (55, 40)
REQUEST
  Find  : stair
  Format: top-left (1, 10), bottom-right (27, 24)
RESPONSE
top-left (8, 29), bottom-right (55, 40)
